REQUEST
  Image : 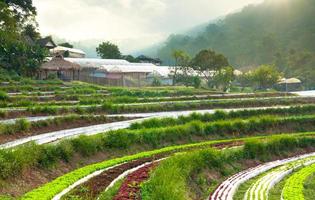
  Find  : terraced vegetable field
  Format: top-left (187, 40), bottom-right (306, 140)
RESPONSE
top-left (0, 80), bottom-right (314, 200)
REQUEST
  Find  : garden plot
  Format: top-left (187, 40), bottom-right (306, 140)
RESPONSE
top-left (209, 152), bottom-right (315, 200)
top-left (242, 156), bottom-right (315, 200)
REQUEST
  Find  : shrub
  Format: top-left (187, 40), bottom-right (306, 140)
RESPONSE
top-left (15, 118), bottom-right (31, 132)
top-left (0, 91), bottom-right (9, 101)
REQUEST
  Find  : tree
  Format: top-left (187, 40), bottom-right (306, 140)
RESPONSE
top-left (59, 42), bottom-right (74, 48)
top-left (0, 33), bottom-right (47, 76)
top-left (212, 66), bottom-right (235, 91)
top-left (0, 1), bottom-right (47, 77)
top-left (171, 50), bottom-right (190, 85)
top-left (251, 65), bottom-right (281, 90)
top-left (191, 49), bottom-right (229, 84)
top-left (151, 76), bottom-right (162, 86)
top-left (96, 41), bottom-right (121, 59)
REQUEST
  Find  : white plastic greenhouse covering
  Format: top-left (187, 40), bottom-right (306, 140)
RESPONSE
top-left (64, 58), bottom-right (131, 68)
top-left (98, 64), bottom-right (173, 77)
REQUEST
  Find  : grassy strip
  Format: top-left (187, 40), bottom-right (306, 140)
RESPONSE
top-left (130, 105), bottom-right (315, 129)
top-left (141, 136), bottom-right (315, 200)
top-left (304, 172), bottom-right (315, 200)
top-left (282, 163), bottom-right (315, 200)
top-left (269, 176), bottom-right (289, 200)
top-left (19, 133), bottom-right (315, 200)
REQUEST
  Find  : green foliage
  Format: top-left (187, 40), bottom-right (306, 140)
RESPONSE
top-left (0, 91), bottom-right (9, 101)
top-left (251, 65), bottom-right (281, 90)
top-left (59, 42), bottom-right (74, 48)
top-left (151, 76), bottom-right (162, 86)
top-left (191, 49), bottom-right (229, 80)
top-left (212, 66), bottom-right (235, 91)
top-left (96, 41), bottom-right (121, 59)
top-left (0, 118), bottom-right (31, 135)
top-left (303, 172), bottom-right (315, 200)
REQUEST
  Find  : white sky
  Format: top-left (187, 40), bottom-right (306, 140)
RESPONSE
top-left (33, 0), bottom-right (263, 53)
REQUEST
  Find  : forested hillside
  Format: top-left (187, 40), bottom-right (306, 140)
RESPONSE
top-left (157, 0), bottom-right (315, 88)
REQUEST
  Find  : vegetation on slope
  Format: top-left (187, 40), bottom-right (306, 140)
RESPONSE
top-left (157, 0), bottom-right (315, 88)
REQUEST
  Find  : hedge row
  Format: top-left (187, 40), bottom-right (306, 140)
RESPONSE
top-left (106, 115), bottom-right (315, 148)
top-left (130, 105), bottom-right (315, 129)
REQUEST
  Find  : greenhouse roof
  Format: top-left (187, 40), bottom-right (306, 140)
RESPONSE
top-left (65, 58), bottom-right (130, 68)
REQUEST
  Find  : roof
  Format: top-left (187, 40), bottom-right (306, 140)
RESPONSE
top-left (37, 36), bottom-right (57, 49)
top-left (99, 64), bottom-right (155, 73)
top-left (41, 56), bottom-right (81, 71)
top-left (278, 78), bottom-right (302, 84)
top-left (97, 64), bottom-right (172, 77)
top-left (50, 46), bottom-right (86, 55)
top-left (65, 58), bottom-right (130, 68)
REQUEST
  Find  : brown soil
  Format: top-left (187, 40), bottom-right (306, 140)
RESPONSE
top-left (114, 162), bottom-right (158, 200)
top-left (0, 117), bottom-right (136, 144)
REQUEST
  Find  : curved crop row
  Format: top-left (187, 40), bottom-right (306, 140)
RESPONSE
top-left (242, 156), bottom-right (315, 200)
top-left (282, 163), bottom-right (315, 200)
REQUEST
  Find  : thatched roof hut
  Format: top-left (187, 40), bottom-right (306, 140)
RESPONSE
top-left (39, 56), bottom-right (81, 81)
top-left (41, 56), bottom-right (80, 71)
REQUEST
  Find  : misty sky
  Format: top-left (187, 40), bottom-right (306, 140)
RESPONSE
top-left (33, 0), bottom-right (263, 53)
